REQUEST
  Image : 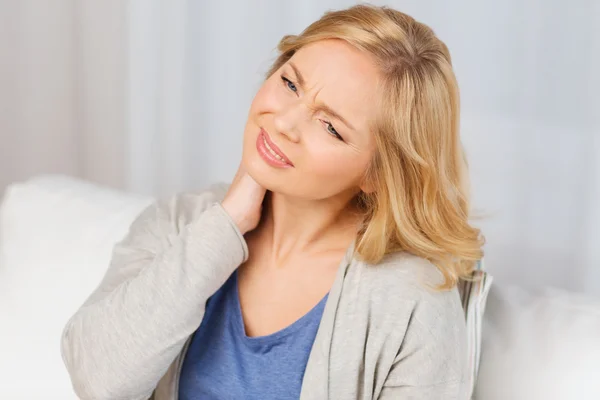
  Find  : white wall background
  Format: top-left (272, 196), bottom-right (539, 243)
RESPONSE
top-left (1, 0), bottom-right (599, 295)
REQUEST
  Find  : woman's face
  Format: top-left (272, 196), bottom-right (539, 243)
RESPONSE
top-left (242, 39), bottom-right (381, 201)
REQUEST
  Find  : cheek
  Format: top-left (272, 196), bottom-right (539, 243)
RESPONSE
top-left (304, 143), bottom-right (369, 184)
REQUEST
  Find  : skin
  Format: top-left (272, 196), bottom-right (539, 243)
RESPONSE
top-left (221, 39), bottom-right (382, 337)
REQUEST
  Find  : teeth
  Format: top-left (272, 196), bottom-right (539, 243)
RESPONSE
top-left (263, 136), bottom-right (284, 161)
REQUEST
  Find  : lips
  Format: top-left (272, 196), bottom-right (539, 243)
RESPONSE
top-left (260, 128), bottom-right (293, 166)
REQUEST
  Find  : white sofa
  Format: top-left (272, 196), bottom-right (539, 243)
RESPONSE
top-left (1, 175), bottom-right (599, 399)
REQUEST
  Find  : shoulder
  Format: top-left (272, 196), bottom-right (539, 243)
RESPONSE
top-left (358, 251), bottom-right (463, 315)
top-left (354, 251), bottom-right (466, 347)
top-left (351, 252), bottom-right (467, 386)
top-left (359, 252), bottom-right (467, 380)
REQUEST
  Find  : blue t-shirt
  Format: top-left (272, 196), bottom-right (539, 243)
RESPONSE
top-left (178, 269), bottom-right (328, 400)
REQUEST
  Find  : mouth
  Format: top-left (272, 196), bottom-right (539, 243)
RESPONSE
top-left (257, 128), bottom-right (294, 167)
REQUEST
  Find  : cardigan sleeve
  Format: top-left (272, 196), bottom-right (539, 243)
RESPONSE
top-left (60, 189), bottom-right (247, 400)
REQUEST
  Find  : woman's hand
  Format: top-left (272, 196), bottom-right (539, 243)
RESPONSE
top-left (221, 163), bottom-right (267, 235)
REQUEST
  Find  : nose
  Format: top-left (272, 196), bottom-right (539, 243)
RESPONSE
top-left (273, 100), bottom-right (305, 143)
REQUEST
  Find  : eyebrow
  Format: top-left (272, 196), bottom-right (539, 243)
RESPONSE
top-left (288, 62), bottom-right (357, 131)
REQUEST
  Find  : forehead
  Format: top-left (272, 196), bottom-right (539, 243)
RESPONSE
top-left (288, 39), bottom-right (381, 135)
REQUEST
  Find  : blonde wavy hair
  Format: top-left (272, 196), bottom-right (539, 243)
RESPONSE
top-left (265, 4), bottom-right (484, 290)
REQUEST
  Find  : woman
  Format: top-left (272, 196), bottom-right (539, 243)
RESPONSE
top-left (61, 4), bottom-right (483, 400)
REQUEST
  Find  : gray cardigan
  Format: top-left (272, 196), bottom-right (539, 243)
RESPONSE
top-left (61, 186), bottom-right (468, 400)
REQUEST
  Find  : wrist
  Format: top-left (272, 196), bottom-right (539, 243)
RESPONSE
top-left (220, 200), bottom-right (249, 234)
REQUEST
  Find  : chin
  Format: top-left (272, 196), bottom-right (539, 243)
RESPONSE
top-left (245, 160), bottom-right (300, 201)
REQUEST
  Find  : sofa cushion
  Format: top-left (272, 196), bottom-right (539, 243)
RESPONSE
top-left (474, 283), bottom-right (600, 399)
top-left (0, 174), bottom-right (153, 398)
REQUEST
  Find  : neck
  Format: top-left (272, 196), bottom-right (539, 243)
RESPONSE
top-left (257, 190), bottom-right (360, 263)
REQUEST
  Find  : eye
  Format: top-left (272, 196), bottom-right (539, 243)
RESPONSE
top-left (322, 120), bottom-right (343, 141)
top-left (281, 75), bottom-right (298, 93)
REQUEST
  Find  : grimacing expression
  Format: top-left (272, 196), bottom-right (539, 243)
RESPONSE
top-left (242, 39), bottom-right (381, 201)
